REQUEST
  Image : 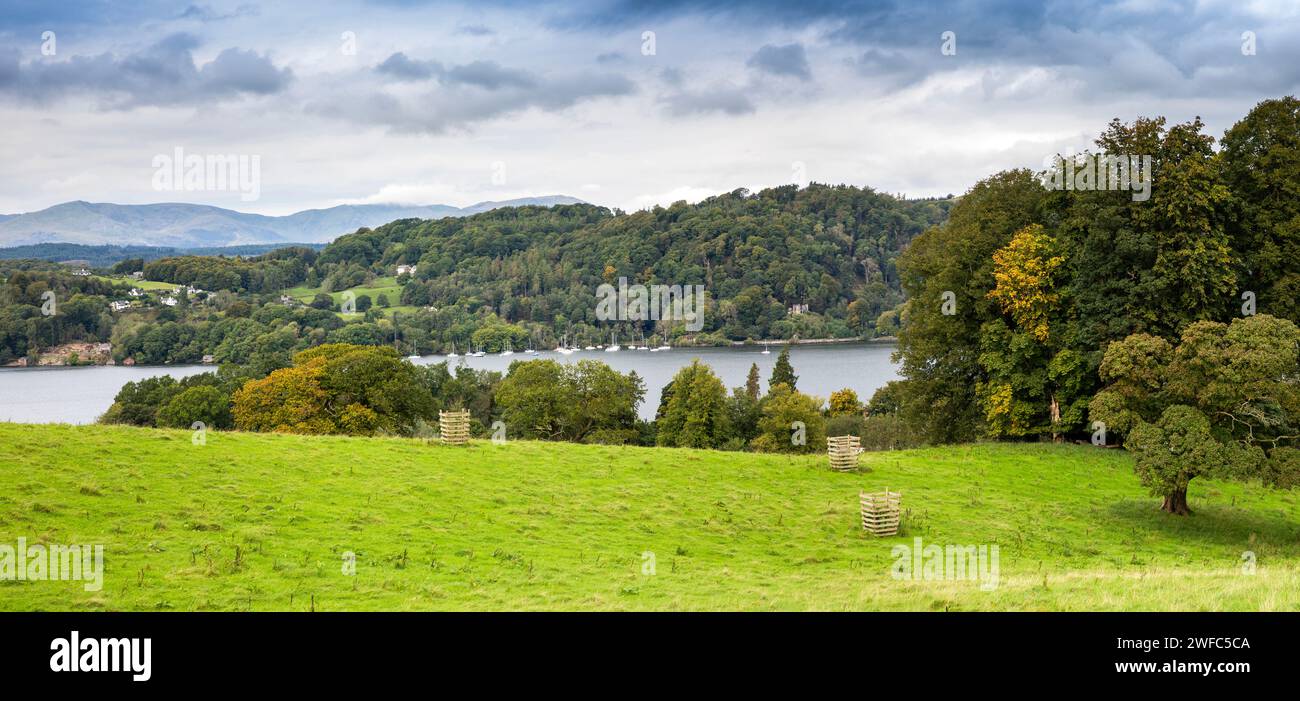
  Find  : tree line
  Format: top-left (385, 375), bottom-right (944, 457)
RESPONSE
top-left (888, 96), bottom-right (1300, 512)
top-left (101, 344), bottom-right (904, 455)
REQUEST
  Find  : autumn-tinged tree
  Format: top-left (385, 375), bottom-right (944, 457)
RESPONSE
top-left (828, 388), bottom-right (862, 416)
top-left (894, 169), bottom-right (1049, 443)
top-left (232, 344), bottom-right (433, 436)
top-left (978, 224), bottom-right (1082, 438)
top-left (232, 362), bottom-right (333, 434)
top-left (987, 225), bottom-right (1063, 343)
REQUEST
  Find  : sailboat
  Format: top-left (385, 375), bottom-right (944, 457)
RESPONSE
top-left (500, 339), bottom-right (514, 357)
top-left (471, 345), bottom-right (485, 358)
top-left (447, 340), bottom-right (459, 359)
top-left (525, 337), bottom-right (538, 355)
top-left (556, 333), bottom-right (575, 355)
top-left (400, 327), bottom-right (420, 360)
top-left (604, 330), bottom-right (620, 352)
top-left (761, 341), bottom-right (771, 355)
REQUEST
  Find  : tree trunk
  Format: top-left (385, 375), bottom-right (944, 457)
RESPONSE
top-left (1161, 488), bottom-right (1191, 515)
top-left (1049, 395), bottom-right (1061, 443)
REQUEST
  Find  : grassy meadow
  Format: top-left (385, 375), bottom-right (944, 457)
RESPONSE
top-left (95, 275), bottom-right (179, 292)
top-left (285, 276), bottom-right (415, 318)
top-left (1, 422), bottom-right (1298, 611)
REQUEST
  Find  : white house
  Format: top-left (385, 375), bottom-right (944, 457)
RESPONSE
top-left (131, 271), bottom-right (145, 279)
top-left (396, 264), bottom-right (417, 276)
top-left (110, 301), bottom-right (131, 311)
top-left (160, 296), bottom-right (178, 307)
top-left (128, 288), bottom-right (144, 297)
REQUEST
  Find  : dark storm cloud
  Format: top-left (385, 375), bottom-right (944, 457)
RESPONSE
top-left (0, 33), bottom-right (291, 108)
top-left (332, 56), bottom-right (636, 132)
top-left (446, 61), bottom-right (537, 89)
top-left (177, 4), bottom-right (259, 22)
top-left (375, 52), bottom-right (439, 81)
top-left (530, 0), bottom-right (1300, 101)
top-left (659, 85), bottom-right (755, 116)
top-left (747, 43), bottom-right (811, 80)
top-left (376, 53), bottom-right (536, 89)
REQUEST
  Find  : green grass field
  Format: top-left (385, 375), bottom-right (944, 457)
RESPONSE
top-left (2, 422), bottom-right (1298, 611)
top-left (95, 275), bottom-right (179, 292)
top-left (285, 276), bottom-right (408, 317)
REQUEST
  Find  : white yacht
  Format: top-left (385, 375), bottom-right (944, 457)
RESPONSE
top-left (604, 330), bottom-right (620, 352)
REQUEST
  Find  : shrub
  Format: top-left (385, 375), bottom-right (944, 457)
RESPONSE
top-left (156, 385), bottom-right (232, 430)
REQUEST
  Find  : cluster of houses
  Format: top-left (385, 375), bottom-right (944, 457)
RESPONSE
top-left (110, 283), bottom-right (206, 313)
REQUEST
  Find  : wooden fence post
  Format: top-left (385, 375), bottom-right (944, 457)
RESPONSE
top-left (860, 488), bottom-right (901, 536)
top-left (827, 434), bottom-right (861, 472)
top-left (438, 410), bottom-right (471, 445)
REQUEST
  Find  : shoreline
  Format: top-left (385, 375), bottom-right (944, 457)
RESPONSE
top-left (2, 337), bottom-right (899, 369)
top-left (724, 336), bottom-right (897, 347)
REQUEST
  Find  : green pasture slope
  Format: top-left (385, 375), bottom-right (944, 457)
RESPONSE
top-left (284, 276), bottom-right (415, 317)
top-left (1, 422), bottom-right (1297, 611)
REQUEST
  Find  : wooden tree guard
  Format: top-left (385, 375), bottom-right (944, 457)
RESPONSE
top-left (438, 410), bottom-right (471, 445)
top-left (827, 435), bottom-right (861, 472)
top-left (860, 489), bottom-right (901, 537)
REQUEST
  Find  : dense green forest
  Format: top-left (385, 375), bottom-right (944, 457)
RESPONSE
top-left (315, 185), bottom-right (951, 344)
top-left (0, 184), bottom-right (948, 365)
top-left (888, 96), bottom-right (1300, 511)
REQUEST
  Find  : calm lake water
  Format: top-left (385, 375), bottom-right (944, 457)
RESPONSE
top-left (0, 342), bottom-right (900, 423)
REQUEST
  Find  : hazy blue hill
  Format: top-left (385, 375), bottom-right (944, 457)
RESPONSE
top-left (0, 242), bottom-right (327, 267)
top-left (0, 196), bottom-right (586, 248)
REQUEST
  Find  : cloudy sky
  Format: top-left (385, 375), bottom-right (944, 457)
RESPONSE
top-left (1, 0), bottom-right (1298, 215)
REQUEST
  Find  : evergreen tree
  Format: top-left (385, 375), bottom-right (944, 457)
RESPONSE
top-left (769, 348), bottom-right (797, 390)
top-left (745, 363), bottom-right (761, 400)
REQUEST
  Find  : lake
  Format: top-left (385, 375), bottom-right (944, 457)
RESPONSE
top-left (0, 342), bottom-right (900, 423)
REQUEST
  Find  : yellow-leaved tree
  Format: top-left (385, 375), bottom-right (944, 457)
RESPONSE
top-left (986, 224), bottom-right (1064, 343)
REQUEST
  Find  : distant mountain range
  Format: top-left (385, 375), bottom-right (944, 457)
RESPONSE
top-left (0, 196), bottom-right (587, 248)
